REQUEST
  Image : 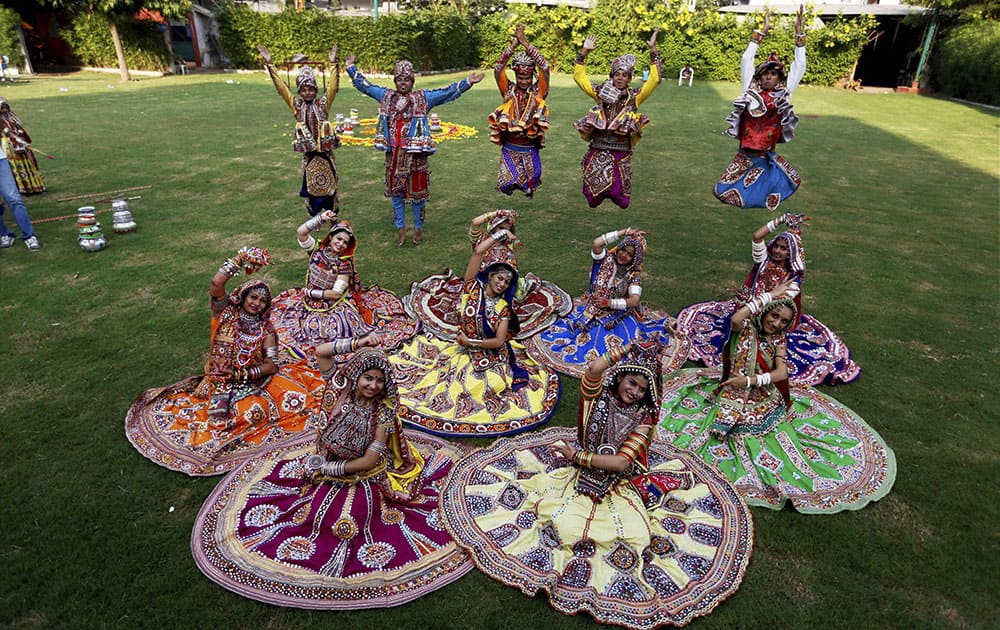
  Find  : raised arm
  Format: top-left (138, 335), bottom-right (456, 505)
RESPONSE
top-left (518, 25), bottom-right (550, 98)
top-left (345, 54), bottom-right (388, 102)
top-left (323, 44), bottom-right (340, 113)
top-left (573, 35), bottom-right (598, 99)
top-left (463, 231), bottom-right (514, 281)
top-left (315, 332), bottom-right (380, 374)
top-left (786, 5), bottom-right (807, 95)
top-left (297, 209), bottom-right (337, 248)
top-left (494, 31), bottom-right (518, 92)
top-left (258, 45), bottom-right (296, 113)
top-left (636, 28), bottom-right (663, 99)
top-left (731, 279), bottom-right (794, 330)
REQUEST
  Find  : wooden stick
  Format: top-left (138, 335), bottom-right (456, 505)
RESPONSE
top-left (29, 146), bottom-right (56, 160)
top-left (34, 206), bottom-right (115, 225)
top-left (55, 185), bottom-right (152, 203)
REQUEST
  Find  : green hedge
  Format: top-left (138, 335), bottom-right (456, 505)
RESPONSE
top-left (0, 6), bottom-right (25, 69)
top-left (216, 3), bottom-right (476, 73)
top-left (478, 1), bottom-right (876, 86)
top-left (931, 20), bottom-right (1000, 106)
top-left (215, 0), bottom-right (872, 87)
top-left (62, 11), bottom-right (171, 72)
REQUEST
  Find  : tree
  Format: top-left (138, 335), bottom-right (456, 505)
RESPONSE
top-left (40, 0), bottom-right (191, 81)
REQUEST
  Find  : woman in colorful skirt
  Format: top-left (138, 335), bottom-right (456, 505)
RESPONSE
top-left (714, 7), bottom-right (805, 210)
top-left (659, 283), bottom-right (896, 513)
top-left (404, 208), bottom-right (571, 341)
top-left (192, 346), bottom-right (473, 608)
top-left (526, 227), bottom-right (689, 378)
top-left (270, 213), bottom-right (420, 367)
top-left (390, 233), bottom-right (561, 437)
top-left (489, 24), bottom-right (549, 197)
top-left (0, 97), bottom-right (45, 194)
top-left (675, 212), bottom-right (860, 386)
top-left (574, 30), bottom-right (661, 209)
top-left (259, 45), bottom-right (340, 216)
top-left (439, 344), bottom-right (753, 629)
top-left (125, 247), bottom-right (325, 475)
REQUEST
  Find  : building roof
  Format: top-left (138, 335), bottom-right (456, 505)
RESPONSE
top-left (719, 3), bottom-right (929, 17)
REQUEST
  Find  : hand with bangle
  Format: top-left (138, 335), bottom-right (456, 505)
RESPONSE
top-left (456, 332), bottom-right (483, 348)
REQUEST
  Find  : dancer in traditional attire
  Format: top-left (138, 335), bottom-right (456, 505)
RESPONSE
top-left (269, 214), bottom-right (420, 367)
top-left (346, 54), bottom-right (484, 245)
top-left (403, 208), bottom-right (571, 341)
top-left (125, 247), bottom-right (325, 475)
top-left (439, 344), bottom-right (753, 629)
top-left (526, 227), bottom-right (688, 378)
top-left (675, 212), bottom-right (860, 386)
top-left (488, 24), bottom-right (549, 197)
top-left (659, 283), bottom-right (895, 513)
top-left (259, 45), bottom-right (341, 216)
top-left (390, 233), bottom-right (560, 436)
top-left (574, 30), bottom-right (662, 209)
top-left (714, 7), bottom-right (805, 210)
top-left (192, 347), bottom-right (473, 608)
top-left (0, 97), bottom-right (45, 194)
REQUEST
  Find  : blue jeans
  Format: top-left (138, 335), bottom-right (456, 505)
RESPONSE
top-left (391, 195), bottom-right (425, 230)
top-left (0, 159), bottom-right (34, 239)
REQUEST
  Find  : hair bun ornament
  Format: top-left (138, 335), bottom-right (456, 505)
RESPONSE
top-left (239, 246), bottom-right (273, 274)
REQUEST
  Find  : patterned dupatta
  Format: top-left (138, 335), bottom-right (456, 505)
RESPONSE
top-left (304, 222), bottom-right (374, 322)
top-left (745, 230), bottom-right (804, 329)
top-left (574, 347), bottom-right (660, 500)
top-left (314, 349), bottom-right (424, 499)
top-left (719, 304), bottom-right (796, 411)
top-left (581, 234), bottom-right (646, 330)
top-left (461, 271), bottom-right (528, 390)
top-left (193, 280), bottom-right (275, 420)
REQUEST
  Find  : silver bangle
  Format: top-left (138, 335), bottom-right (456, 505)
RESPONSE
top-left (304, 215), bottom-right (325, 231)
top-left (602, 230), bottom-right (620, 245)
top-left (265, 346), bottom-right (279, 359)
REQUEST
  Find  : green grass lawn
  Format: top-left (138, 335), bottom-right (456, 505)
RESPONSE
top-left (1, 68), bottom-right (997, 628)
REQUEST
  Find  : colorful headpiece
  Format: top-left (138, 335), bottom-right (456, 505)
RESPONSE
top-left (612, 233), bottom-right (647, 273)
top-left (754, 51), bottom-right (787, 82)
top-left (511, 51), bottom-right (536, 74)
top-left (476, 260), bottom-right (520, 314)
top-left (755, 296), bottom-right (799, 336)
top-left (487, 210), bottom-right (516, 234)
top-left (228, 279), bottom-right (273, 317)
top-left (319, 348), bottom-right (398, 430)
top-left (603, 342), bottom-right (662, 411)
top-left (610, 54), bottom-right (636, 76)
top-left (393, 59), bottom-right (415, 80)
top-left (321, 220), bottom-right (357, 257)
top-left (296, 66), bottom-right (318, 91)
top-left (767, 230), bottom-right (805, 273)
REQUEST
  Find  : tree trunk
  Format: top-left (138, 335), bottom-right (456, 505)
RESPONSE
top-left (108, 16), bottom-right (131, 82)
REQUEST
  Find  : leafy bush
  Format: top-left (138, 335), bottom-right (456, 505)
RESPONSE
top-left (62, 11), bottom-right (171, 71)
top-left (215, 3), bottom-right (476, 73)
top-left (931, 19), bottom-right (1000, 105)
top-left (0, 5), bottom-right (25, 68)
top-left (476, 1), bottom-right (874, 86)
top-left (214, 0), bottom-right (876, 86)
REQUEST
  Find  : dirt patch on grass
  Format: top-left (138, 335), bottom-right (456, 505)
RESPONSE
top-left (879, 494), bottom-right (933, 542)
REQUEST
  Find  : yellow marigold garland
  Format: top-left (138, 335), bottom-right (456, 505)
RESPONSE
top-left (337, 118), bottom-right (478, 147)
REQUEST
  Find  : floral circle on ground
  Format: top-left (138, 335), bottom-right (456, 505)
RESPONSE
top-left (336, 118), bottom-right (477, 147)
